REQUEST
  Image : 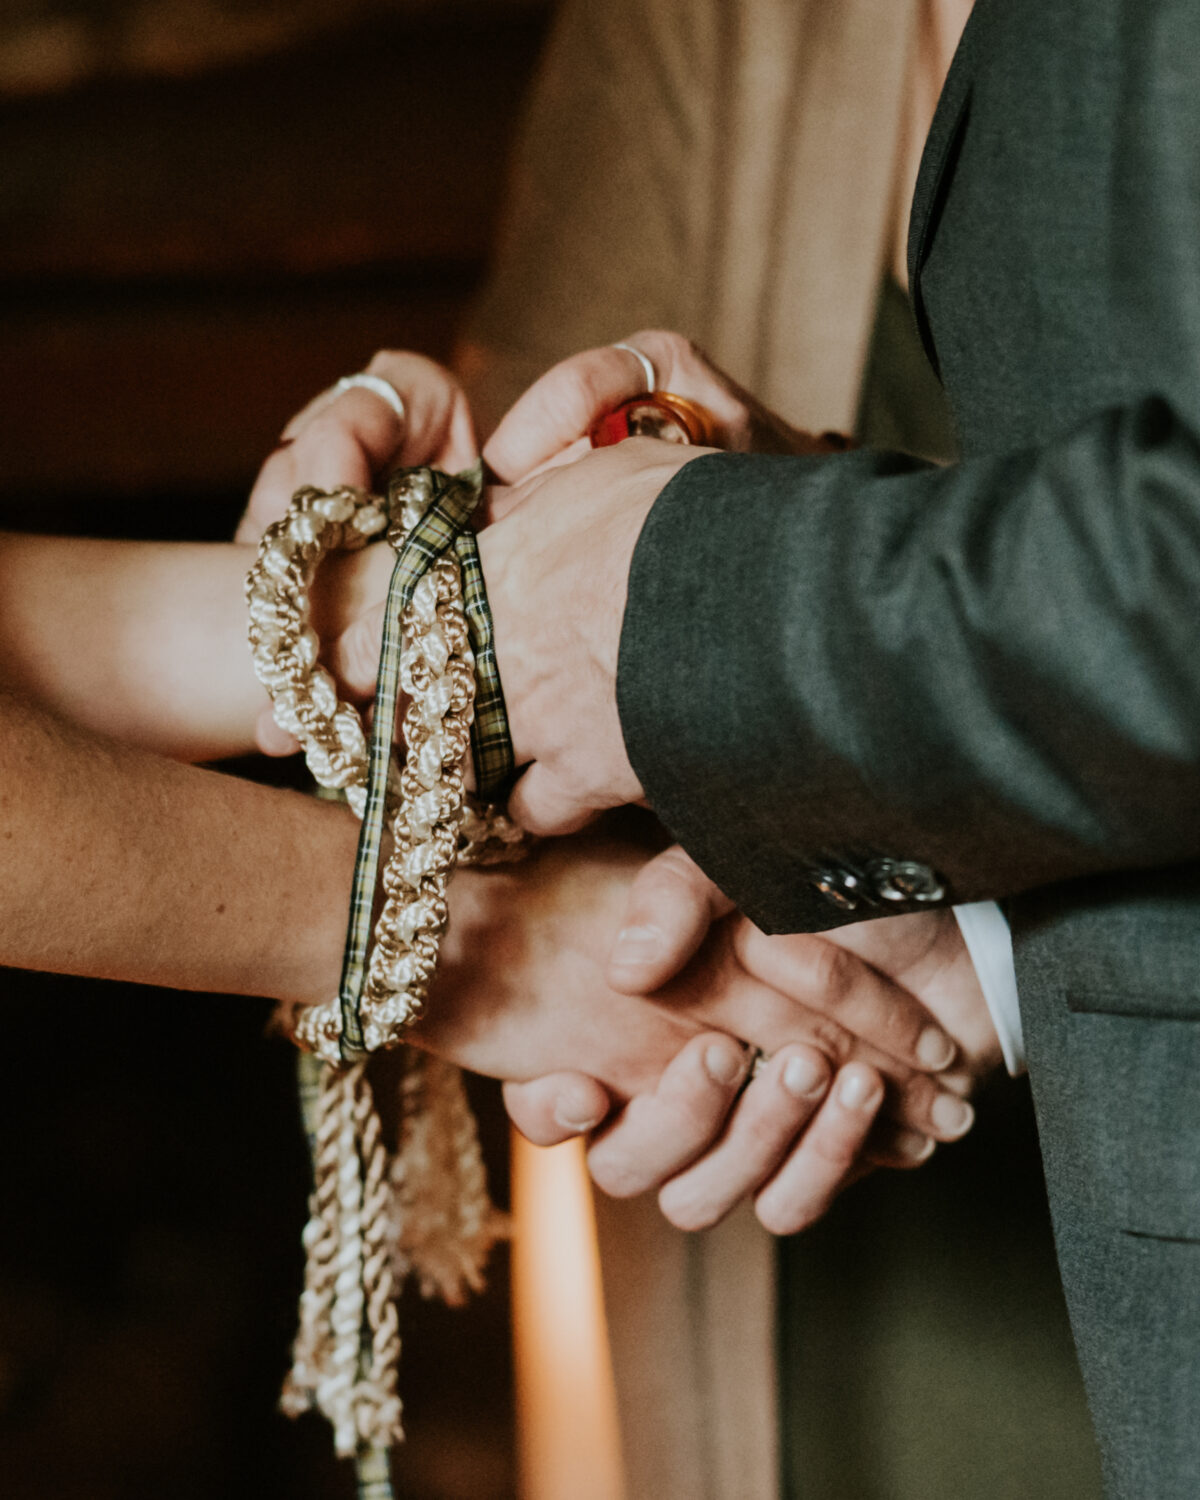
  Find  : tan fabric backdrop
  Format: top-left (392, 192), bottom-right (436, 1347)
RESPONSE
top-left (462, 2), bottom-right (922, 1495)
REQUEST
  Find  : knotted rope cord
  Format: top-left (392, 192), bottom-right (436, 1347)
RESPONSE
top-left (246, 465), bottom-right (522, 1487)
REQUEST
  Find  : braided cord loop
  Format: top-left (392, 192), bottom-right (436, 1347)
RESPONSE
top-left (245, 466), bottom-right (520, 1478)
top-left (246, 465), bottom-right (521, 1064)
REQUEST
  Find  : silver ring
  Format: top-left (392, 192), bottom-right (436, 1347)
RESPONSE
top-left (327, 372), bottom-right (407, 424)
top-left (611, 342), bottom-right (657, 395)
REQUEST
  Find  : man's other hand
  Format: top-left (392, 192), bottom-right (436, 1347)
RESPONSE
top-left (479, 438), bottom-right (701, 833)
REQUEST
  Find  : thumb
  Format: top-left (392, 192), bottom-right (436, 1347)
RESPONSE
top-left (503, 1073), bottom-right (613, 1147)
top-left (505, 762), bottom-right (600, 836)
top-left (483, 345), bottom-right (654, 482)
top-left (607, 845), bottom-right (735, 993)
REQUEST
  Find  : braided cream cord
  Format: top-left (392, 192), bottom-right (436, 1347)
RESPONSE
top-left (356, 556), bottom-right (473, 1052)
top-left (248, 473), bottom-right (517, 1471)
top-left (247, 477), bottom-right (502, 1062)
top-left (280, 1063), bottom-right (342, 1417)
top-left (246, 485), bottom-right (386, 819)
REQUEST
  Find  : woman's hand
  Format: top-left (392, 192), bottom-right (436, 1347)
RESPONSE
top-left (237, 350), bottom-right (476, 544)
top-left (238, 350), bottom-right (477, 753)
top-left (482, 328), bottom-right (839, 496)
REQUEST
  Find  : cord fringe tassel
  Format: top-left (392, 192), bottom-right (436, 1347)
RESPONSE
top-left (282, 1057), bottom-right (403, 1458)
top-left (388, 1050), bottom-right (509, 1305)
top-left (281, 1050), bottom-right (506, 1472)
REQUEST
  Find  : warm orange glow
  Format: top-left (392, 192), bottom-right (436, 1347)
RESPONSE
top-left (511, 1132), bottom-right (625, 1500)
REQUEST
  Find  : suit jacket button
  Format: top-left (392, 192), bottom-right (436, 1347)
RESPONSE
top-left (868, 858), bottom-right (946, 904)
top-left (810, 867), bottom-right (864, 911)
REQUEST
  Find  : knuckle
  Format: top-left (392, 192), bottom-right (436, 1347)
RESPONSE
top-left (810, 1127), bottom-right (860, 1175)
top-left (552, 361), bottom-right (606, 425)
top-left (650, 845), bottom-right (703, 888)
top-left (302, 410), bottom-right (359, 458)
top-left (365, 348), bottom-right (402, 374)
top-left (739, 1103), bottom-right (797, 1159)
top-left (630, 328), bottom-right (692, 362)
top-left (803, 1013), bottom-right (851, 1065)
top-left (807, 943), bottom-right (855, 1010)
top-left (659, 1083), bottom-right (721, 1141)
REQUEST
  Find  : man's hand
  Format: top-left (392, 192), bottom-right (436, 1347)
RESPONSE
top-left (477, 439), bottom-right (701, 833)
top-left (609, 845), bottom-right (1002, 1083)
top-left (414, 824), bottom-right (990, 1234)
top-left (333, 436), bottom-right (698, 829)
top-left (504, 843), bottom-right (1001, 1234)
top-left (462, 329), bottom-right (844, 836)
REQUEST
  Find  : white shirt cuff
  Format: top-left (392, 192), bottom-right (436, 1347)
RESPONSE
top-left (953, 901), bottom-right (1025, 1075)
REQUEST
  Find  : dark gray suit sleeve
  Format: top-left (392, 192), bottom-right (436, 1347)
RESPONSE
top-left (616, 396), bottom-right (1200, 932)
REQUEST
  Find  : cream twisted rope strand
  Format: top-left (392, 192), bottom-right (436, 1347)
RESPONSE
top-left (247, 469), bottom-right (519, 1478)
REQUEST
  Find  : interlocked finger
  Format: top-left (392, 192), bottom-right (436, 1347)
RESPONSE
top-left (732, 923), bottom-right (959, 1075)
top-left (656, 1044), bottom-right (832, 1230)
top-left (754, 1064), bottom-right (886, 1234)
top-left (586, 1032), bottom-right (751, 1199)
top-left (502, 1072), bottom-right (612, 1147)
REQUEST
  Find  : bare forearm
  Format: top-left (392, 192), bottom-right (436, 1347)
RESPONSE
top-left (0, 533), bottom-right (396, 762)
top-left (0, 690), bottom-right (357, 1004)
top-left (0, 534), bottom-right (270, 760)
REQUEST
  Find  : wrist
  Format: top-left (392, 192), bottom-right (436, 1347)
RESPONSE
top-left (310, 542), bottom-right (396, 647)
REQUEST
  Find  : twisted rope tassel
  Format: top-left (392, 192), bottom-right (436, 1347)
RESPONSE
top-left (282, 1061), bottom-right (402, 1456)
top-left (388, 1051), bottom-right (509, 1305)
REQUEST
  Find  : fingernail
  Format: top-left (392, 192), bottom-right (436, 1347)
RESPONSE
top-left (893, 1130), bottom-right (937, 1164)
top-left (783, 1054), bottom-right (828, 1098)
top-left (554, 1100), bottom-right (606, 1134)
top-left (838, 1069), bottom-right (882, 1111)
top-left (916, 1026), bottom-right (956, 1070)
top-left (931, 1093), bottom-right (975, 1138)
top-left (612, 925), bottom-right (664, 965)
top-left (705, 1042), bottom-right (744, 1087)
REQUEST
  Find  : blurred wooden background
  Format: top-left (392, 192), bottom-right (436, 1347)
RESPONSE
top-left (0, 0), bottom-right (547, 519)
top-left (0, 5), bottom-right (549, 1497)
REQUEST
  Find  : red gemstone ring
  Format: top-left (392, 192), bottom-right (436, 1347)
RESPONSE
top-left (589, 391), bottom-right (718, 449)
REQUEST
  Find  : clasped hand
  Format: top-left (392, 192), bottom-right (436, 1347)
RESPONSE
top-left (240, 336), bottom-right (1000, 1235)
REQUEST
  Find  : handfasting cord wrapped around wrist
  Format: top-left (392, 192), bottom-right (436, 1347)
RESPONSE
top-left (245, 463), bottom-right (524, 1488)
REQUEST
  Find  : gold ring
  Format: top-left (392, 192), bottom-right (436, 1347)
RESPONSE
top-left (589, 391), bottom-right (718, 449)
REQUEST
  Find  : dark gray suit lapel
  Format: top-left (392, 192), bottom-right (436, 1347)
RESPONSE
top-left (906, 0), bottom-right (986, 376)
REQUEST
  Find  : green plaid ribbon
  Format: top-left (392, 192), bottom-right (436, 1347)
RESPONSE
top-left (336, 464), bottom-right (514, 1060)
top-left (354, 1444), bottom-right (395, 1499)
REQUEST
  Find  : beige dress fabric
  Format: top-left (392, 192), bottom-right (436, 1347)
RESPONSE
top-left (463, 0), bottom-right (920, 435)
top-left (461, 2), bottom-right (928, 1496)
